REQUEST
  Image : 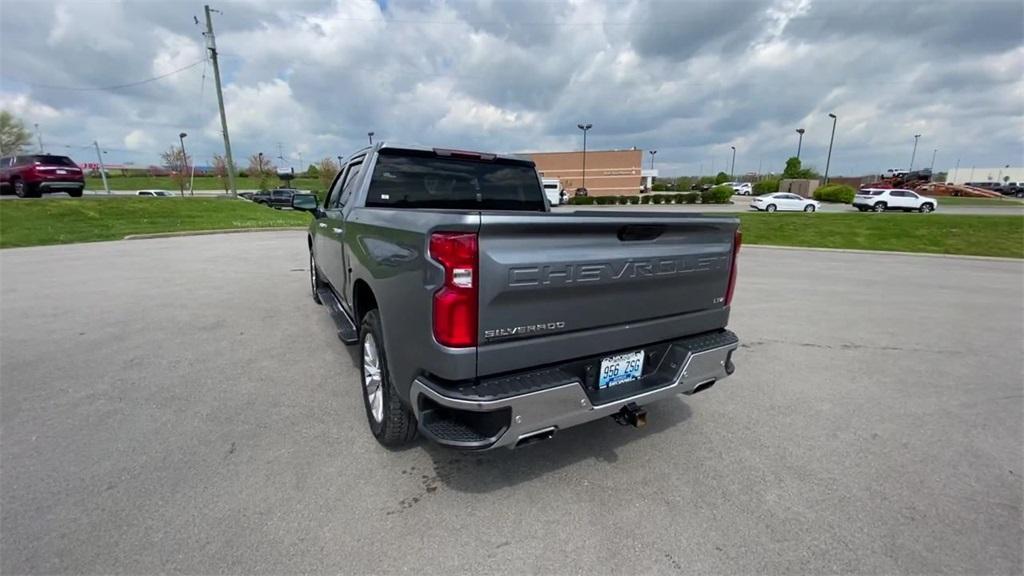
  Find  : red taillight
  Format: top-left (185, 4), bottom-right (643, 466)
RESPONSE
top-left (725, 229), bottom-right (741, 306)
top-left (429, 232), bottom-right (478, 347)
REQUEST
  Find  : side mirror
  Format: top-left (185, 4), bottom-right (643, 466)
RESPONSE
top-left (291, 193), bottom-right (318, 213)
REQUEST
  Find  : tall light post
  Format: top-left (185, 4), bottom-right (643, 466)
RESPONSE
top-left (795, 128), bottom-right (805, 159)
top-left (648, 149), bottom-right (657, 169)
top-left (577, 123), bottom-right (592, 193)
top-left (178, 132), bottom-right (189, 197)
top-left (367, 131), bottom-right (374, 145)
top-left (929, 148), bottom-right (937, 172)
top-left (909, 134), bottom-right (921, 172)
top-left (730, 146), bottom-right (736, 180)
top-left (823, 113), bottom-right (837, 184)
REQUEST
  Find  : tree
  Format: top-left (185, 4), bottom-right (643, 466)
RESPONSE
top-left (212, 154), bottom-right (229, 193)
top-left (160, 146), bottom-right (191, 196)
top-left (0, 111), bottom-right (32, 156)
top-left (247, 153), bottom-right (277, 191)
top-left (315, 157), bottom-right (339, 192)
top-left (714, 171), bottom-right (730, 185)
top-left (782, 156), bottom-right (820, 180)
top-left (305, 164), bottom-right (319, 178)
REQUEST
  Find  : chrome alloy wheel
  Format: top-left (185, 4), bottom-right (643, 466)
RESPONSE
top-left (363, 334), bottom-right (384, 423)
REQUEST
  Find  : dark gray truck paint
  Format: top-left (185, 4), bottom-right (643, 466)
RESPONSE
top-left (305, 143), bottom-right (739, 449)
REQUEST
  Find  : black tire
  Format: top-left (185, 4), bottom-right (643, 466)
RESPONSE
top-left (309, 250), bottom-right (325, 304)
top-left (69, 188), bottom-right (83, 198)
top-left (360, 310), bottom-right (418, 447)
top-left (13, 180), bottom-right (26, 198)
top-left (873, 202), bottom-right (887, 212)
top-left (804, 204), bottom-right (816, 212)
top-left (919, 203), bottom-right (934, 213)
top-left (766, 204), bottom-right (777, 213)
top-left (857, 206), bottom-right (868, 212)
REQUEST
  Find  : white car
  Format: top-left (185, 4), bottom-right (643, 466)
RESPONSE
top-left (750, 193), bottom-right (821, 212)
top-left (727, 182), bottom-right (753, 195)
top-left (542, 178), bottom-right (564, 205)
top-left (853, 188), bottom-right (937, 213)
top-left (137, 189), bottom-right (173, 197)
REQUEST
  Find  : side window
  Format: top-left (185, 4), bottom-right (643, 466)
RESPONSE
top-left (905, 191), bottom-right (919, 199)
top-left (325, 167), bottom-right (347, 209)
top-left (337, 160), bottom-right (364, 207)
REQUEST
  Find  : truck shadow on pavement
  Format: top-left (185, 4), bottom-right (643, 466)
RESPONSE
top-left (414, 398), bottom-right (692, 495)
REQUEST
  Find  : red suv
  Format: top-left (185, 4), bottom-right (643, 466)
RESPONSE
top-left (0, 154), bottom-right (85, 198)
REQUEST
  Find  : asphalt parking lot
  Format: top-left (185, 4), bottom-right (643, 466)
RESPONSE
top-left (1, 231), bottom-right (1021, 574)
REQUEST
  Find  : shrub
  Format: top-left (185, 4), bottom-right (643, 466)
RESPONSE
top-left (651, 194), bottom-right (664, 204)
top-left (569, 196), bottom-right (595, 205)
top-left (813, 184), bottom-right (856, 204)
top-left (682, 192), bottom-right (699, 204)
top-left (702, 185), bottom-right (734, 204)
top-left (626, 196), bottom-right (640, 204)
top-left (714, 171), bottom-right (730, 185)
top-left (640, 195), bottom-right (652, 204)
top-left (753, 179), bottom-right (780, 195)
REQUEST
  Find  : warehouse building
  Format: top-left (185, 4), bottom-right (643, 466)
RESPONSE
top-left (946, 166), bottom-right (1024, 185)
top-left (526, 149), bottom-right (657, 196)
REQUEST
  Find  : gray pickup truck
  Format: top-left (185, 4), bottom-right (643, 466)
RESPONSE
top-left (295, 144), bottom-right (740, 450)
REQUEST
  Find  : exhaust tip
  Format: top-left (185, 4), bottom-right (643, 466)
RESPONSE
top-left (514, 427), bottom-right (556, 448)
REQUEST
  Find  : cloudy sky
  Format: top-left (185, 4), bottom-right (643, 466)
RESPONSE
top-left (1, 0), bottom-right (1021, 176)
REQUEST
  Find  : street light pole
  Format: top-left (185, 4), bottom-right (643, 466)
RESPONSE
top-left (649, 149), bottom-right (657, 169)
top-left (909, 134), bottom-right (921, 172)
top-left (929, 148), bottom-right (937, 172)
top-left (178, 132), bottom-right (188, 197)
top-left (823, 113), bottom-right (837, 185)
top-left (367, 132), bottom-right (374, 145)
top-left (577, 123), bottom-right (592, 193)
top-left (730, 146), bottom-right (736, 180)
top-left (795, 128), bottom-right (805, 159)
top-left (93, 141), bottom-right (110, 194)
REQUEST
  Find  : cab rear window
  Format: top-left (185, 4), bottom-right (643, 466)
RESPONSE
top-left (28, 155), bottom-right (76, 167)
top-left (366, 150), bottom-right (545, 211)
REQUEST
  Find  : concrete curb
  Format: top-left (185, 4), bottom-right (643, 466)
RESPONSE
top-left (123, 227), bottom-right (307, 240)
top-left (744, 244), bottom-right (1023, 262)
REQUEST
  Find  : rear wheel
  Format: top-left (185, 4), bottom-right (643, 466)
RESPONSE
top-left (69, 188), bottom-right (83, 198)
top-left (873, 202), bottom-right (887, 212)
top-left (919, 203), bottom-right (934, 213)
top-left (766, 204), bottom-right (777, 213)
top-left (13, 180), bottom-right (27, 198)
top-left (360, 310), bottom-right (418, 448)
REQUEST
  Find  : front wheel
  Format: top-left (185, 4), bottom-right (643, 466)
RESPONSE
top-left (13, 181), bottom-right (27, 198)
top-left (804, 204), bottom-right (816, 212)
top-left (873, 202), bottom-right (887, 212)
top-left (919, 203), bottom-right (934, 213)
top-left (766, 204), bottom-right (777, 213)
top-left (360, 310), bottom-right (418, 447)
top-left (69, 188), bottom-right (83, 198)
top-left (310, 251), bottom-right (325, 304)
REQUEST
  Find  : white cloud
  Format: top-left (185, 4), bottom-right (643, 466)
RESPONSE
top-left (1, 0), bottom-right (1022, 174)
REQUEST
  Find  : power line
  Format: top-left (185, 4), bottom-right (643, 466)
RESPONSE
top-left (4, 58), bottom-right (207, 92)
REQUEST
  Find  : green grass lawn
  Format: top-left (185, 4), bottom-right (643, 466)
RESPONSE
top-left (84, 175), bottom-right (323, 192)
top-left (736, 213), bottom-right (1024, 258)
top-left (0, 197), bottom-right (310, 248)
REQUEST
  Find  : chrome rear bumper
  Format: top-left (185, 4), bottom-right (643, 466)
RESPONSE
top-left (410, 334), bottom-right (738, 450)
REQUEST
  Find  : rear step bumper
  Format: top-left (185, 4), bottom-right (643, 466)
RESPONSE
top-left (410, 330), bottom-right (738, 450)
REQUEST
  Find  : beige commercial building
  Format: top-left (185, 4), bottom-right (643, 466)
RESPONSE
top-left (527, 149), bottom-right (655, 196)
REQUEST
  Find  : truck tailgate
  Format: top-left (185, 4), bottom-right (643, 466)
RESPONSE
top-left (476, 211), bottom-right (738, 377)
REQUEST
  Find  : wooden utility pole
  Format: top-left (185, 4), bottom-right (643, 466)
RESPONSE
top-left (204, 5), bottom-right (237, 196)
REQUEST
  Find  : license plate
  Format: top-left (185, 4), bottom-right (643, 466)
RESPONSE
top-left (598, 350), bottom-right (645, 389)
top-left (56, 170), bottom-right (67, 174)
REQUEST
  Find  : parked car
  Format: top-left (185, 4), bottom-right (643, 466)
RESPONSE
top-left (251, 190), bottom-right (271, 205)
top-left (298, 144), bottom-right (741, 450)
top-left (542, 178), bottom-right (563, 205)
top-left (136, 190), bottom-right (172, 197)
top-left (726, 182), bottom-right (753, 195)
top-left (0, 154), bottom-right (85, 198)
top-left (750, 193), bottom-right (820, 212)
top-left (998, 182), bottom-right (1023, 198)
top-left (268, 188), bottom-right (296, 209)
top-left (853, 188), bottom-right (937, 212)
top-left (238, 192), bottom-right (254, 200)
top-left (883, 168), bottom-right (908, 179)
